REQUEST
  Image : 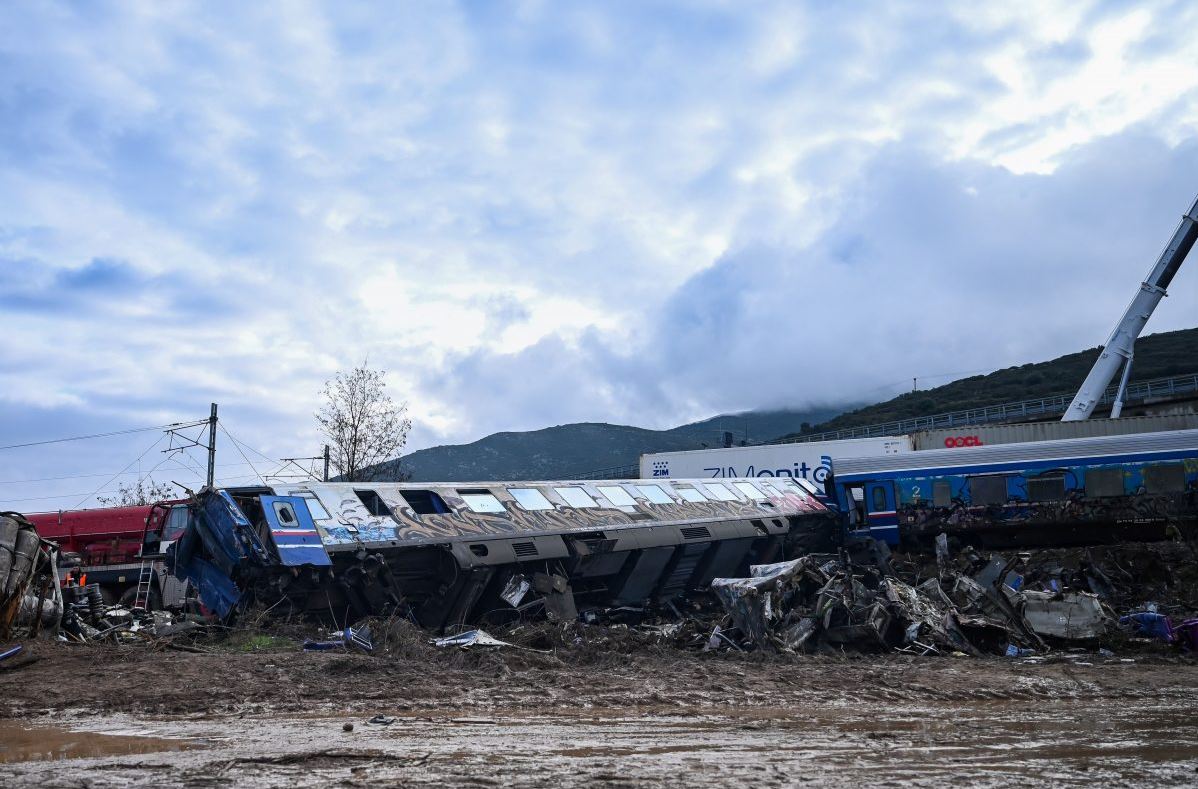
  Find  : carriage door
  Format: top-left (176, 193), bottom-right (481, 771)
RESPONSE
top-left (864, 480), bottom-right (899, 545)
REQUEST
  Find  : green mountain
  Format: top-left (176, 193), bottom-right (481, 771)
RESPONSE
top-left (780, 326), bottom-right (1198, 439)
top-left (376, 407), bottom-right (844, 482)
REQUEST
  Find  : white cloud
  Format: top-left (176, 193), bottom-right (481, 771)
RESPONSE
top-left (1, 1), bottom-right (1197, 504)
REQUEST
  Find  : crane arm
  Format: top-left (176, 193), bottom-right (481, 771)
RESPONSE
top-left (1062, 194), bottom-right (1198, 421)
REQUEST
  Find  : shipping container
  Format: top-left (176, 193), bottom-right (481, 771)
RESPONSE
top-left (913, 413), bottom-right (1198, 451)
top-left (639, 435), bottom-right (912, 494)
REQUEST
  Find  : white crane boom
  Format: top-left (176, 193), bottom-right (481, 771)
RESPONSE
top-left (1062, 194), bottom-right (1198, 421)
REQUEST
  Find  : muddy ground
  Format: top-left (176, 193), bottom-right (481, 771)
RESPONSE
top-left (3, 540), bottom-right (1198, 785)
top-left (3, 632), bottom-right (1198, 787)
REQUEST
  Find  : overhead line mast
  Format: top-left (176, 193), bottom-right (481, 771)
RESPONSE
top-left (1062, 194), bottom-right (1198, 421)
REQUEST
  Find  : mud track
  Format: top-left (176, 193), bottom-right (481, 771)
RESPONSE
top-left (3, 637), bottom-right (1198, 786)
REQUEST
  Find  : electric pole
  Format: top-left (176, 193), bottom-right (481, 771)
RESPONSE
top-left (206, 402), bottom-right (218, 488)
top-left (323, 444), bottom-right (330, 482)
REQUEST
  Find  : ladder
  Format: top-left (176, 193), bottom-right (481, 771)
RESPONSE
top-left (132, 558), bottom-right (155, 610)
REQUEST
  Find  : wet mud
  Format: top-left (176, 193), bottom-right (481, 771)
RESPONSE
top-left (2, 641), bottom-right (1198, 786)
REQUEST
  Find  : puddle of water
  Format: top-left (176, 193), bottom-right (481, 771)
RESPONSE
top-left (0, 721), bottom-right (198, 764)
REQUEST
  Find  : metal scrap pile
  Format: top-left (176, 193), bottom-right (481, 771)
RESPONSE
top-left (0, 512), bottom-right (63, 641)
top-left (708, 541), bottom-right (1112, 656)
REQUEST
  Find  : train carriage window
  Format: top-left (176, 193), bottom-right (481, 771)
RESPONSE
top-left (509, 487), bottom-right (553, 511)
top-left (598, 485), bottom-right (637, 507)
top-left (702, 482), bottom-right (739, 501)
top-left (1028, 473), bottom-right (1066, 502)
top-left (1144, 464), bottom-right (1186, 494)
top-left (298, 494), bottom-right (331, 521)
top-left (932, 480), bottom-right (952, 508)
top-left (554, 487), bottom-right (598, 508)
top-left (969, 475), bottom-right (1009, 506)
top-left (163, 505), bottom-right (190, 541)
top-left (675, 487), bottom-right (707, 503)
top-left (355, 489), bottom-right (396, 519)
top-left (1085, 468), bottom-right (1125, 498)
top-left (733, 482), bottom-right (767, 500)
top-left (871, 486), bottom-right (889, 511)
top-left (634, 484), bottom-right (675, 504)
top-left (458, 489), bottom-right (506, 514)
top-left (399, 489), bottom-right (450, 515)
top-left (756, 481), bottom-right (782, 497)
top-left (789, 478), bottom-right (820, 497)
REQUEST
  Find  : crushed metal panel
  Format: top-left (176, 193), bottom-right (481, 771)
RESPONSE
top-left (1021, 591), bottom-right (1109, 639)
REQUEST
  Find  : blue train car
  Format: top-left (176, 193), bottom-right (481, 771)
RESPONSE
top-left (830, 429), bottom-right (1198, 549)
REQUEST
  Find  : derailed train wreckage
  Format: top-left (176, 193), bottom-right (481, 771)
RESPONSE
top-left (168, 478), bottom-right (837, 630)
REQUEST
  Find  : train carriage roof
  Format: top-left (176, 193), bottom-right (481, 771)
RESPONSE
top-left (832, 428), bottom-right (1198, 479)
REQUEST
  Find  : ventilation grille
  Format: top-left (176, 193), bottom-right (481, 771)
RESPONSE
top-left (680, 526), bottom-right (711, 540)
top-left (512, 541), bottom-right (538, 557)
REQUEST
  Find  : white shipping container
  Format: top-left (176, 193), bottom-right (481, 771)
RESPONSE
top-left (640, 435), bottom-right (912, 494)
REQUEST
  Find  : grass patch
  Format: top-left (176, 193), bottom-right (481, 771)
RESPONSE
top-left (221, 632), bottom-right (295, 653)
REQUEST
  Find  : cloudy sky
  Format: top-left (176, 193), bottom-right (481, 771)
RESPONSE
top-left (3, 0), bottom-right (1198, 508)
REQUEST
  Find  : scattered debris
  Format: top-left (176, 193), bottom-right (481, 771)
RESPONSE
top-left (432, 629), bottom-right (521, 649)
top-left (302, 625), bottom-right (374, 652)
top-left (1119, 610), bottom-right (1175, 643)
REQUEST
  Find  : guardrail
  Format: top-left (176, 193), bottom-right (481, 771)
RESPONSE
top-left (560, 463), bottom-right (640, 481)
top-left (775, 372), bottom-right (1198, 445)
top-left (562, 371), bottom-right (1198, 480)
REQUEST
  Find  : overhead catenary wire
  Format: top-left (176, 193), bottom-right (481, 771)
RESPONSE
top-left (71, 432), bottom-right (169, 509)
top-left (218, 423), bottom-right (266, 486)
top-left (0, 460), bottom-right (264, 486)
top-left (0, 420), bottom-right (208, 452)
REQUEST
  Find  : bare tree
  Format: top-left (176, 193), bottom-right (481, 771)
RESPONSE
top-left (317, 364), bottom-right (412, 482)
top-left (97, 477), bottom-right (177, 507)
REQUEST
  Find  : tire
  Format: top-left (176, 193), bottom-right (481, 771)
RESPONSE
top-left (118, 585), bottom-right (162, 611)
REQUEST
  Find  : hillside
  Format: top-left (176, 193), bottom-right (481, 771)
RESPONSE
top-left (372, 325), bottom-right (1197, 482)
top-left (373, 406), bottom-right (843, 481)
top-left (780, 326), bottom-right (1198, 439)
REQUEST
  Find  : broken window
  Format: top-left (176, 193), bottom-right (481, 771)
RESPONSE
top-left (969, 475), bottom-right (1008, 506)
top-left (165, 505), bottom-right (190, 541)
top-left (634, 484), bottom-right (674, 504)
top-left (398, 489), bottom-right (450, 515)
top-left (598, 486), bottom-right (637, 507)
top-left (733, 481), bottom-right (767, 500)
top-left (1143, 464), bottom-right (1186, 494)
top-left (701, 482), bottom-right (738, 501)
top-left (355, 489), bottom-right (396, 519)
top-left (674, 486), bottom-right (707, 503)
top-left (554, 487), bottom-right (598, 508)
top-left (932, 480), bottom-right (952, 508)
top-left (273, 501), bottom-right (297, 525)
top-left (458, 489), bottom-right (506, 514)
top-left (509, 487), bottom-right (552, 511)
top-left (1085, 468), bottom-right (1124, 498)
top-left (1027, 474), bottom-right (1066, 502)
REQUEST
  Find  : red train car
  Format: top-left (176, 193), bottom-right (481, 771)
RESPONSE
top-left (26, 502), bottom-right (188, 606)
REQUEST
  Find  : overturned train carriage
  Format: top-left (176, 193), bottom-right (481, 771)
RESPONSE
top-left (169, 477), bottom-right (834, 630)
